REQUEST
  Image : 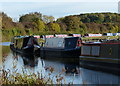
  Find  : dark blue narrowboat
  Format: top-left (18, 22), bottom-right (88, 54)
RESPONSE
top-left (79, 40), bottom-right (120, 75)
top-left (40, 37), bottom-right (81, 58)
top-left (10, 36), bottom-right (40, 56)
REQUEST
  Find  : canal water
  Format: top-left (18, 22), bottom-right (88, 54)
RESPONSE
top-left (0, 42), bottom-right (120, 84)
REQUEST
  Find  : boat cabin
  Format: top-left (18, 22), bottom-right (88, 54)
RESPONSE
top-left (11, 36), bottom-right (39, 49)
top-left (80, 40), bottom-right (120, 74)
top-left (44, 37), bottom-right (81, 49)
top-left (40, 37), bottom-right (81, 58)
top-left (10, 36), bottom-right (40, 55)
top-left (81, 41), bottom-right (120, 60)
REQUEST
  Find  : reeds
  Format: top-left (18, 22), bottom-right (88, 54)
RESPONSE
top-left (0, 65), bottom-right (69, 85)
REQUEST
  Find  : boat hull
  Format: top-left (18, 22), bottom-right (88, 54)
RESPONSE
top-left (79, 56), bottom-right (120, 75)
top-left (10, 44), bottom-right (40, 56)
top-left (40, 47), bottom-right (81, 58)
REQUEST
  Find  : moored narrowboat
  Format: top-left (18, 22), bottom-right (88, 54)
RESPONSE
top-left (40, 37), bottom-right (81, 58)
top-left (79, 40), bottom-right (120, 75)
top-left (10, 36), bottom-right (40, 56)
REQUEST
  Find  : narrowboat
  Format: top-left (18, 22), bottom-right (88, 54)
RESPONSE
top-left (113, 33), bottom-right (120, 36)
top-left (68, 34), bottom-right (81, 37)
top-left (10, 36), bottom-right (40, 56)
top-left (84, 33), bottom-right (102, 37)
top-left (40, 37), bottom-right (81, 58)
top-left (79, 40), bottom-right (120, 75)
top-left (103, 33), bottom-right (113, 36)
top-left (54, 34), bottom-right (68, 37)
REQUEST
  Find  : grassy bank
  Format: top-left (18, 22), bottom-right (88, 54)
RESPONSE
top-left (82, 36), bottom-right (120, 42)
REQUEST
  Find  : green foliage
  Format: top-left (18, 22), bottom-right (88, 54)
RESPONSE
top-left (35, 19), bottom-right (45, 32)
top-left (25, 29), bottom-right (33, 35)
top-left (48, 23), bottom-right (60, 32)
top-left (104, 15), bottom-right (112, 22)
top-left (1, 12), bottom-right (14, 29)
top-left (1, 12), bottom-right (120, 42)
top-left (56, 17), bottom-right (67, 31)
top-left (19, 12), bottom-right (42, 23)
top-left (110, 25), bottom-right (119, 33)
top-left (63, 16), bottom-right (81, 31)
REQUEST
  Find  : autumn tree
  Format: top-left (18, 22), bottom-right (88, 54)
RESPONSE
top-left (48, 23), bottom-right (60, 32)
top-left (63, 16), bottom-right (81, 31)
top-left (35, 19), bottom-right (45, 32)
top-left (2, 12), bottom-right (14, 29)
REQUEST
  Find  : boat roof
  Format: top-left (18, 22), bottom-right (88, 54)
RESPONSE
top-left (46, 36), bottom-right (79, 39)
top-left (83, 40), bottom-right (120, 45)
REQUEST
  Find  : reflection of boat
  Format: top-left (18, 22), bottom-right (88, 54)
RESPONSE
top-left (43, 58), bottom-right (80, 74)
top-left (22, 55), bottom-right (38, 67)
top-left (64, 63), bottom-right (79, 74)
top-left (12, 51), bottom-right (39, 67)
top-left (40, 37), bottom-right (81, 58)
top-left (10, 36), bottom-right (40, 56)
top-left (81, 68), bottom-right (120, 84)
top-left (80, 40), bottom-right (120, 75)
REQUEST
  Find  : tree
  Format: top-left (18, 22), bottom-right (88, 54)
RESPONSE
top-left (110, 25), bottom-right (119, 33)
top-left (19, 12), bottom-right (42, 23)
top-left (63, 16), bottom-right (81, 31)
top-left (56, 17), bottom-right (67, 31)
top-left (42, 15), bottom-right (55, 23)
top-left (35, 19), bottom-right (45, 31)
top-left (1, 12), bottom-right (14, 29)
top-left (98, 14), bottom-right (104, 23)
top-left (19, 12), bottom-right (42, 28)
top-left (104, 15), bottom-right (112, 22)
top-left (48, 23), bottom-right (60, 32)
top-left (81, 17), bottom-right (90, 23)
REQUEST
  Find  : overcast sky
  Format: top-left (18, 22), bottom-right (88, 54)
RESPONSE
top-left (0, 0), bottom-right (119, 21)
top-left (0, 0), bottom-right (119, 2)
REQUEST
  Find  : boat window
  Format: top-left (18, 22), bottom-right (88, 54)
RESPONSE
top-left (91, 46), bottom-right (100, 56)
top-left (45, 41), bottom-right (48, 47)
top-left (81, 46), bottom-right (91, 55)
top-left (58, 41), bottom-right (62, 47)
top-left (68, 42), bottom-right (71, 45)
top-left (46, 42), bottom-right (48, 45)
top-left (81, 45), bottom-right (100, 56)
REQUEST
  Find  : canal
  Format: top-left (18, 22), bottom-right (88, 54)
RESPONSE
top-left (0, 42), bottom-right (120, 84)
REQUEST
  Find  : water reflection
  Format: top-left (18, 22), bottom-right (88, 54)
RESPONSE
top-left (1, 42), bottom-right (120, 84)
top-left (3, 50), bottom-right (82, 84)
top-left (12, 52), bottom-right (38, 67)
top-left (0, 42), bottom-right (11, 46)
top-left (81, 68), bottom-right (120, 84)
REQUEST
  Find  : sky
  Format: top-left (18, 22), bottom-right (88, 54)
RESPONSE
top-left (0, 0), bottom-right (119, 2)
top-left (0, 0), bottom-right (119, 21)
